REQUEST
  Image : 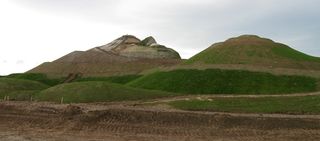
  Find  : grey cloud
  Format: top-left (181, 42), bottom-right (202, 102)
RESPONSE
top-left (11, 0), bottom-right (320, 57)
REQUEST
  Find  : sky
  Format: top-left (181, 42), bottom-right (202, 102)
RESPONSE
top-left (0, 0), bottom-right (319, 75)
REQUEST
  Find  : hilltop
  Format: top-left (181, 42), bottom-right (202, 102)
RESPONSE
top-left (28, 35), bottom-right (181, 77)
top-left (92, 35), bottom-right (180, 59)
top-left (186, 35), bottom-right (320, 70)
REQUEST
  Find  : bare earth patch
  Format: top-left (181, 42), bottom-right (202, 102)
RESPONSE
top-left (0, 101), bottom-right (320, 141)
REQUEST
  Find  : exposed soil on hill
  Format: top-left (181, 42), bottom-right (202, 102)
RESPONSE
top-left (1, 101), bottom-right (320, 141)
top-left (28, 35), bottom-right (182, 77)
top-left (29, 58), bottom-right (181, 77)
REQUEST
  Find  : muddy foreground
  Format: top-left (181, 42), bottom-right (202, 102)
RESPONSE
top-left (0, 101), bottom-right (320, 141)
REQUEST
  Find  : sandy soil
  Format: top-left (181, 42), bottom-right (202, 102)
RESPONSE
top-left (1, 101), bottom-right (320, 141)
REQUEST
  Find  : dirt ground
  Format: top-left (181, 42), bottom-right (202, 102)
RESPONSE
top-left (1, 101), bottom-right (320, 141)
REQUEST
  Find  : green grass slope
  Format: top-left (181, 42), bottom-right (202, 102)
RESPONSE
top-left (169, 95), bottom-right (320, 114)
top-left (35, 81), bottom-right (178, 103)
top-left (128, 69), bottom-right (318, 94)
top-left (0, 78), bottom-right (49, 100)
top-left (186, 35), bottom-right (320, 70)
top-left (76, 75), bottom-right (142, 84)
top-left (6, 73), bottom-right (63, 86)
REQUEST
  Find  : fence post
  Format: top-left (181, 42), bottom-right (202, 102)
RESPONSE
top-left (60, 97), bottom-right (64, 104)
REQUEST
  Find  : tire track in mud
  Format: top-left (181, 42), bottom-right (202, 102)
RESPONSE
top-left (58, 108), bottom-right (320, 135)
top-left (1, 102), bottom-right (320, 140)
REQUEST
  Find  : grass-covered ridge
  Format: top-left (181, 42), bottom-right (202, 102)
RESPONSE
top-left (0, 78), bottom-right (49, 100)
top-left (5, 73), bottom-right (63, 86)
top-left (169, 96), bottom-right (320, 114)
top-left (36, 81), bottom-right (178, 103)
top-left (75, 75), bottom-right (142, 84)
top-left (272, 44), bottom-right (320, 62)
top-left (185, 35), bottom-right (320, 70)
top-left (128, 69), bottom-right (318, 94)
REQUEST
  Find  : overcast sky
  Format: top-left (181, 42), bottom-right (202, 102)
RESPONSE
top-left (0, 0), bottom-right (319, 75)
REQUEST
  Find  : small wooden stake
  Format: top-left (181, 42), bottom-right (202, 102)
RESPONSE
top-left (3, 96), bottom-right (6, 101)
top-left (30, 96), bottom-right (33, 102)
top-left (7, 96), bottom-right (9, 101)
top-left (60, 97), bottom-right (64, 104)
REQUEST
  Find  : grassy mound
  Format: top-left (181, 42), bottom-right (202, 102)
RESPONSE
top-left (128, 69), bottom-right (318, 94)
top-left (186, 35), bottom-right (320, 70)
top-left (169, 95), bottom-right (320, 114)
top-left (6, 73), bottom-right (63, 86)
top-left (76, 75), bottom-right (142, 84)
top-left (36, 81), bottom-right (178, 103)
top-left (0, 78), bottom-right (49, 100)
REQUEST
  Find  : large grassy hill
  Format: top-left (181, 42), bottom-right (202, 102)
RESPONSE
top-left (35, 81), bottom-right (178, 103)
top-left (186, 35), bottom-right (320, 70)
top-left (128, 69), bottom-right (319, 94)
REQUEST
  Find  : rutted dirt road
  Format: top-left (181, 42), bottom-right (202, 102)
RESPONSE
top-left (1, 101), bottom-right (320, 141)
top-left (143, 91), bottom-right (320, 104)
